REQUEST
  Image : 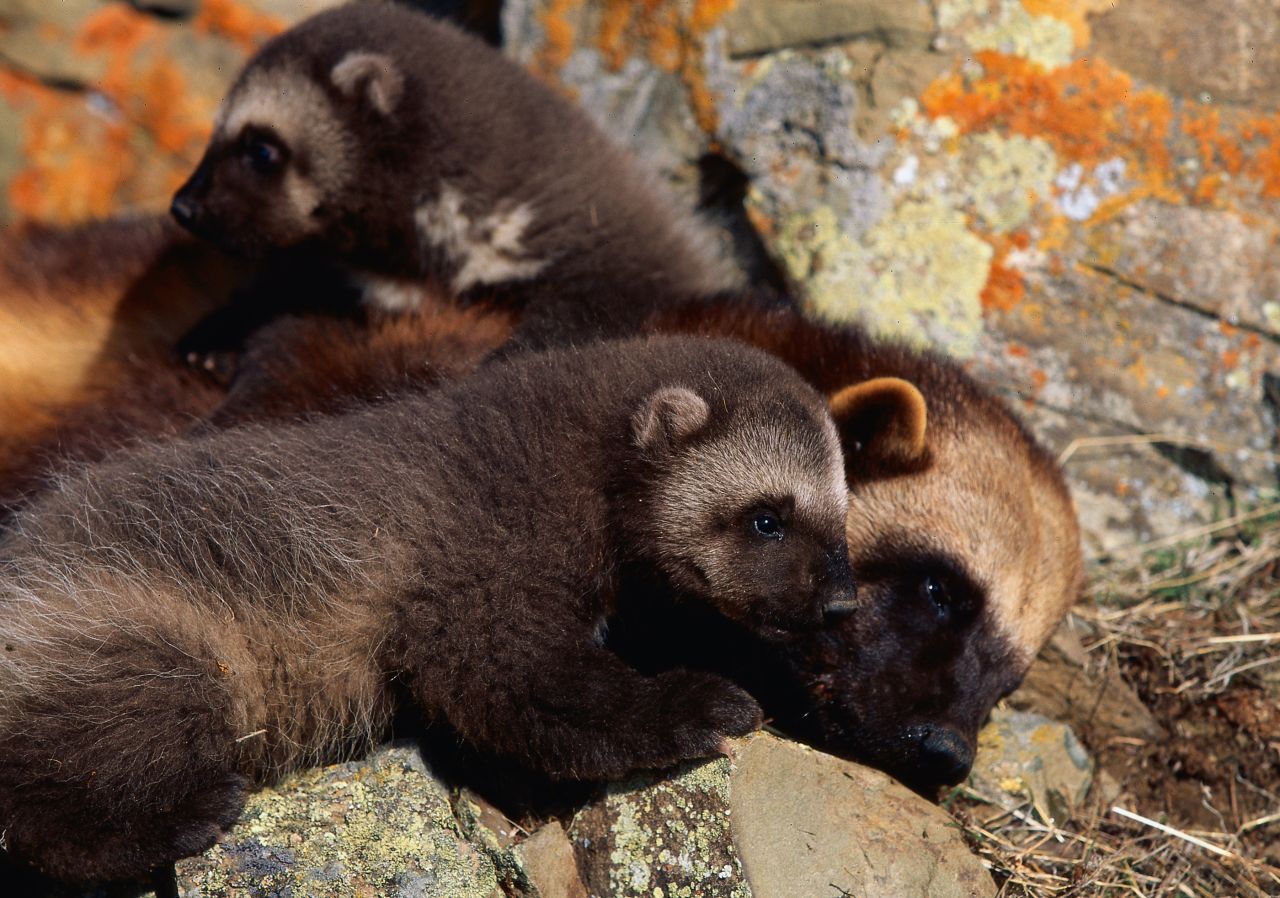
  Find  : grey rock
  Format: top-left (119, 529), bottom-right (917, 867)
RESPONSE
top-left (0, 0), bottom-right (106, 87)
top-left (715, 48), bottom-right (890, 240)
top-left (731, 735), bottom-right (994, 898)
top-left (1014, 619), bottom-right (1166, 744)
top-left (1091, 0), bottom-right (1280, 106)
top-left (570, 753), bottom-right (749, 898)
top-left (175, 744), bottom-right (502, 898)
top-left (1085, 200), bottom-right (1280, 336)
top-left (723, 0), bottom-right (934, 58)
top-left (969, 709), bottom-right (1094, 826)
top-left (569, 733), bottom-right (994, 898)
top-left (973, 260), bottom-right (1279, 551)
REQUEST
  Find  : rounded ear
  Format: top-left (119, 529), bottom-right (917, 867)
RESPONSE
top-left (829, 377), bottom-right (929, 473)
top-left (330, 51), bottom-right (404, 116)
top-left (634, 387), bottom-right (711, 453)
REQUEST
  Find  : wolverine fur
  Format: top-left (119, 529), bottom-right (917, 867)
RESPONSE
top-left (0, 335), bottom-right (855, 882)
top-left (170, 2), bottom-right (737, 357)
top-left (0, 213), bottom-right (1081, 793)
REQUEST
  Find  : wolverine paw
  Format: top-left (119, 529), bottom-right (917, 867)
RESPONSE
top-left (656, 670), bottom-right (762, 759)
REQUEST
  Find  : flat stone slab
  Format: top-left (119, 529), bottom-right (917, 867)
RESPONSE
top-left (570, 733), bottom-right (994, 898)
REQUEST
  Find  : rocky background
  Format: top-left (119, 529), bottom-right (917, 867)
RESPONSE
top-left (2, 1), bottom-right (1278, 896)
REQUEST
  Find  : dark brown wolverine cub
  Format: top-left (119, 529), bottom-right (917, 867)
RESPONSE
top-left (170, 1), bottom-right (735, 354)
top-left (0, 334), bottom-right (856, 883)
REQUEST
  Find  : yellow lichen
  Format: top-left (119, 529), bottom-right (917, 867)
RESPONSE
top-left (1020, 0), bottom-right (1115, 49)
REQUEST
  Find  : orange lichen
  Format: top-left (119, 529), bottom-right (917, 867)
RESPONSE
top-left (580, 0), bottom-right (737, 134)
top-left (1221, 349), bottom-right (1240, 370)
top-left (194, 0), bottom-right (286, 51)
top-left (980, 231), bottom-right (1030, 313)
top-left (1030, 369), bottom-right (1048, 391)
top-left (10, 94), bottom-right (133, 221)
top-left (2, 1), bottom-right (276, 223)
top-left (537, 0), bottom-right (585, 73)
top-left (981, 261), bottom-right (1026, 312)
top-left (923, 53), bottom-right (1173, 176)
top-left (923, 49), bottom-right (1280, 208)
top-left (1183, 108), bottom-right (1244, 176)
top-left (1240, 114), bottom-right (1280, 199)
top-left (74, 5), bottom-right (160, 57)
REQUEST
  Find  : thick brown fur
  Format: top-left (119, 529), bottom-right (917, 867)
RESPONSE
top-left (629, 295), bottom-right (1084, 789)
top-left (0, 335), bottom-right (855, 882)
top-left (0, 215), bottom-right (513, 514)
top-left (171, 2), bottom-right (736, 357)
top-left (0, 216), bottom-right (236, 506)
top-left (0, 216), bottom-right (1082, 794)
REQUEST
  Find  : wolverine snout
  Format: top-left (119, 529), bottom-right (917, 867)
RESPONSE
top-left (170, 193), bottom-right (199, 229)
top-left (820, 549), bottom-right (859, 622)
top-left (171, 165), bottom-right (212, 232)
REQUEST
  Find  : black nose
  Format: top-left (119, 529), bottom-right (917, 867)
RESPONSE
top-left (170, 194), bottom-right (197, 228)
top-left (916, 727), bottom-right (974, 786)
top-left (822, 589), bottom-right (858, 622)
top-left (822, 552), bottom-right (858, 622)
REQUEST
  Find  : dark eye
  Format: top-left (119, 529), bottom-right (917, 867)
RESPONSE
top-left (751, 511), bottom-right (784, 540)
top-left (243, 136), bottom-right (283, 174)
top-left (921, 575), bottom-right (951, 617)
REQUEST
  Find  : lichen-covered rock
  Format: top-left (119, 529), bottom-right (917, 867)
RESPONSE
top-left (1012, 619), bottom-right (1166, 746)
top-left (569, 733), bottom-right (993, 898)
top-left (503, 0), bottom-right (1280, 553)
top-left (720, 0), bottom-right (933, 58)
top-left (969, 708), bottom-right (1095, 827)
top-left (175, 744), bottom-right (503, 898)
top-left (6, 0), bottom-right (1280, 550)
top-left (569, 752), bottom-right (748, 898)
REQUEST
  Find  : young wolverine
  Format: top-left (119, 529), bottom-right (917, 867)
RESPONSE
top-left (170, 2), bottom-right (736, 356)
top-left (0, 335), bottom-right (856, 883)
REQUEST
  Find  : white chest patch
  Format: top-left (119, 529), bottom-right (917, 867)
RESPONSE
top-left (352, 272), bottom-right (434, 312)
top-left (415, 185), bottom-right (549, 293)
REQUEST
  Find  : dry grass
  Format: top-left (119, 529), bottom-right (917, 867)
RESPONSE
top-left (949, 506), bottom-right (1280, 897)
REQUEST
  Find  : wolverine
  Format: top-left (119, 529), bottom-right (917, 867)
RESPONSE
top-left (169, 2), bottom-right (736, 355)
top-left (0, 335), bottom-right (857, 882)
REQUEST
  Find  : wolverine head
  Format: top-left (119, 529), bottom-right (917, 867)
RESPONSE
top-left (778, 375), bottom-right (1084, 792)
top-left (628, 381), bottom-right (857, 636)
top-left (171, 9), bottom-right (413, 258)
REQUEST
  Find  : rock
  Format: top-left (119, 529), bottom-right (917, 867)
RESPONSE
top-left (175, 744), bottom-right (503, 898)
top-left (1013, 618), bottom-right (1166, 745)
top-left (0, 0), bottom-right (107, 87)
top-left (1090, 0), bottom-right (1280, 106)
top-left (570, 733), bottom-right (993, 898)
top-left (510, 823), bottom-right (589, 898)
top-left (1086, 200), bottom-right (1280, 337)
top-left (972, 257), bottom-right (1279, 552)
top-left (969, 708), bottom-right (1094, 826)
top-left (722, 0), bottom-right (934, 58)
top-left (730, 736), bottom-right (994, 898)
top-left (569, 752), bottom-right (749, 898)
